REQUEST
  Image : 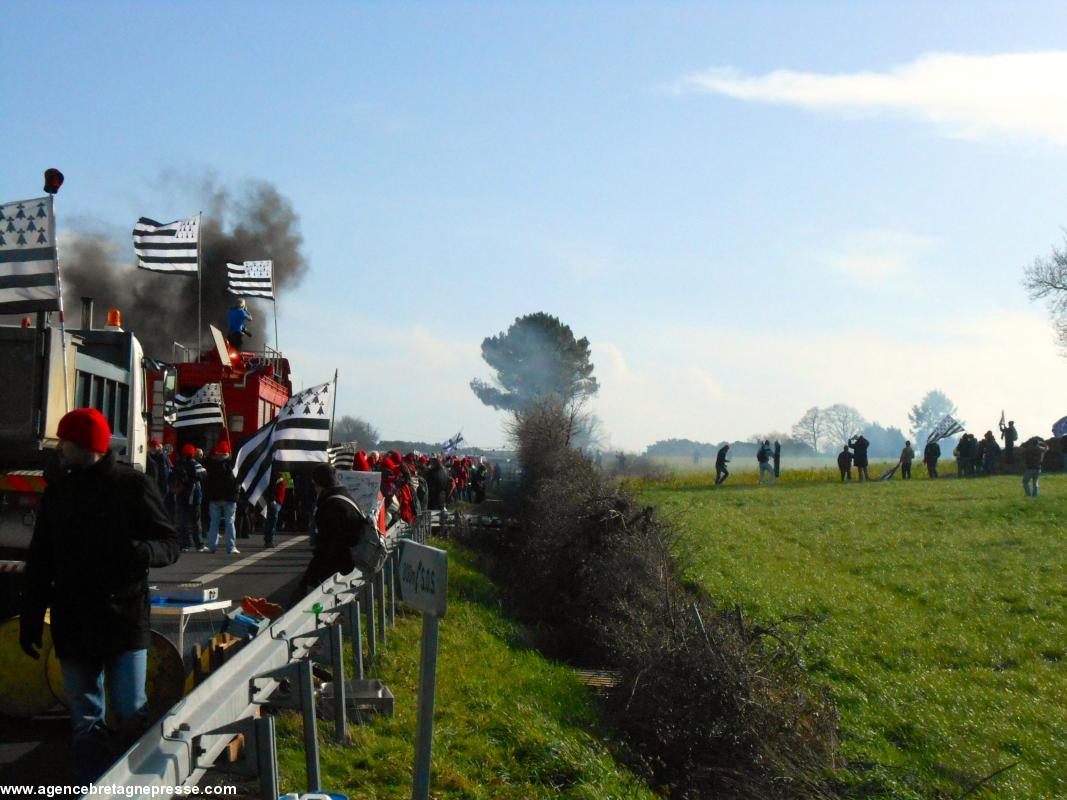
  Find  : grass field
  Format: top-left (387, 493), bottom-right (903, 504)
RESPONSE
top-left (639, 470), bottom-right (1066, 799)
top-left (274, 541), bottom-right (654, 800)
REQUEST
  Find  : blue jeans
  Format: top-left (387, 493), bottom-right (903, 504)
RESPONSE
top-left (61, 650), bottom-right (148, 783)
top-left (1023, 468), bottom-right (1041, 497)
top-left (264, 500), bottom-right (280, 544)
top-left (758, 462), bottom-right (775, 484)
top-left (208, 500), bottom-right (237, 552)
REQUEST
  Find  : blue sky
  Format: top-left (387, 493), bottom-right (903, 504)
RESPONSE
top-left (4, 1), bottom-right (1067, 449)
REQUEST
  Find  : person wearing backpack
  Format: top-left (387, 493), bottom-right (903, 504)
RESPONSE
top-left (293, 464), bottom-right (371, 599)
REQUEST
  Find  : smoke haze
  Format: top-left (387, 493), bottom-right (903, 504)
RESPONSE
top-left (31, 176), bottom-right (307, 359)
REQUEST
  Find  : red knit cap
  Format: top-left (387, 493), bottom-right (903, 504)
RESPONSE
top-left (57, 408), bottom-right (111, 453)
top-left (212, 440), bottom-right (231, 456)
top-left (180, 443), bottom-right (196, 457)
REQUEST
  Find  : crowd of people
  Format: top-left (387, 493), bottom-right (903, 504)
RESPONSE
top-left (708, 418), bottom-right (1061, 497)
top-left (19, 401), bottom-right (510, 783)
top-left (144, 438), bottom-right (504, 554)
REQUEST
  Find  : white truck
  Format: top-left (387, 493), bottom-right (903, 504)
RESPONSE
top-left (0, 302), bottom-right (162, 616)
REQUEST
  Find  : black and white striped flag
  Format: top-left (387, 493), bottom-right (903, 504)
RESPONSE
top-left (925, 414), bottom-right (964, 446)
top-left (133, 216), bottom-right (199, 274)
top-left (233, 380), bottom-right (334, 506)
top-left (0, 196), bottom-right (60, 314)
top-left (172, 383), bottom-right (226, 429)
top-left (441, 431), bottom-right (464, 455)
top-left (328, 443), bottom-right (356, 470)
top-left (227, 261), bottom-right (274, 299)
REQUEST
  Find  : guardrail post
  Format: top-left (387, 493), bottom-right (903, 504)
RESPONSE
top-left (387, 555), bottom-right (397, 628)
top-left (349, 597), bottom-right (364, 680)
top-left (376, 567), bottom-right (388, 648)
top-left (297, 659), bottom-right (321, 791)
top-left (365, 581), bottom-right (377, 659)
top-left (330, 621), bottom-right (348, 743)
top-left (254, 715), bottom-right (279, 800)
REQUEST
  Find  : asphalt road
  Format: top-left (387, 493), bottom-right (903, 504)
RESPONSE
top-left (0, 529), bottom-right (312, 788)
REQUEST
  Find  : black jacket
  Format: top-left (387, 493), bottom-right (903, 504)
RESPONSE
top-left (21, 452), bottom-right (181, 659)
top-left (849, 436), bottom-right (870, 467)
top-left (203, 455), bottom-right (238, 502)
top-left (298, 486), bottom-right (364, 595)
top-left (426, 462), bottom-right (450, 510)
top-left (923, 442), bottom-right (941, 462)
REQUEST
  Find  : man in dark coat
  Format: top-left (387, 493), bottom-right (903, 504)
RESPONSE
top-left (146, 438), bottom-right (169, 498)
top-left (20, 408), bottom-right (180, 783)
top-left (426, 456), bottom-right (451, 510)
top-left (715, 444), bottom-right (731, 486)
top-left (294, 464), bottom-right (368, 598)
top-left (923, 440), bottom-right (941, 478)
top-left (848, 434), bottom-right (870, 481)
top-left (204, 440), bottom-right (239, 554)
top-left (837, 445), bottom-right (853, 481)
top-left (772, 440), bottom-right (782, 478)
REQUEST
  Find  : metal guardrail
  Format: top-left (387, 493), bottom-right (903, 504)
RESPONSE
top-left (90, 513), bottom-right (432, 800)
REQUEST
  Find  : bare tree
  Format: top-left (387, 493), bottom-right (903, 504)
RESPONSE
top-left (791, 407), bottom-right (825, 454)
top-left (907, 390), bottom-right (961, 445)
top-left (822, 404), bottom-right (867, 450)
top-left (1023, 237), bottom-right (1067, 350)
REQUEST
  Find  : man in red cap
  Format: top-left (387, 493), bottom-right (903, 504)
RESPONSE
top-left (20, 408), bottom-right (180, 782)
top-left (204, 440), bottom-right (239, 554)
top-left (169, 443), bottom-right (207, 552)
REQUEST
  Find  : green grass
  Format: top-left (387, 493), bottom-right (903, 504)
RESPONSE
top-left (275, 541), bottom-right (654, 800)
top-left (640, 471), bottom-right (1066, 799)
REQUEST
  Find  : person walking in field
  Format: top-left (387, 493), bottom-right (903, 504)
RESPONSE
top-left (899, 441), bottom-right (915, 480)
top-left (757, 440), bottom-right (775, 485)
top-left (773, 440), bottom-right (781, 478)
top-left (1021, 437), bottom-right (1049, 497)
top-left (923, 440), bottom-right (940, 478)
top-left (848, 434), bottom-right (870, 481)
top-left (837, 445), bottom-right (853, 481)
top-left (715, 443), bottom-right (731, 486)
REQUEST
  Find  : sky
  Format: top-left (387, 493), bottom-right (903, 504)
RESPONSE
top-left (4, 1), bottom-right (1067, 451)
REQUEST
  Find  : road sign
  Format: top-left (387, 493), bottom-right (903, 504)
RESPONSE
top-left (398, 541), bottom-right (448, 618)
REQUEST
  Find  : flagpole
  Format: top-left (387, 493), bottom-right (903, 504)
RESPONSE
top-left (196, 211), bottom-right (203, 358)
top-left (49, 195), bottom-right (71, 412)
top-left (272, 263), bottom-right (280, 354)
top-left (329, 369), bottom-right (338, 446)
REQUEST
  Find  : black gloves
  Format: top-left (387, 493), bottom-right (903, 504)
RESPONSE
top-left (19, 615), bottom-right (43, 660)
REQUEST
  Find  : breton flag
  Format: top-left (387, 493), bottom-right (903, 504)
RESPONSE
top-left (0, 197), bottom-right (60, 314)
top-left (227, 261), bottom-right (274, 299)
top-left (233, 380), bottom-right (334, 507)
top-left (925, 414), bottom-right (965, 446)
top-left (876, 463), bottom-right (902, 481)
top-left (328, 443), bottom-right (356, 470)
top-left (172, 383), bottom-right (226, 429)
top-left (133, 216), bottom-right (199, 274)
top-left (442, 431), bottom-right (464, 455)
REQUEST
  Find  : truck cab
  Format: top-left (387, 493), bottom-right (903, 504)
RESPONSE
top-left (0, 309), bottom-right (158, 613)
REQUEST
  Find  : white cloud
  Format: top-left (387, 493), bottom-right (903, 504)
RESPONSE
top-left (680, 51), bottom-right (1067, 147)
top-left (821, 230), bottom-right (937, 285)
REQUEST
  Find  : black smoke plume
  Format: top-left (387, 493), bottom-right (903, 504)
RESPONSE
top-left (57, 176), bottom-right (307, 359)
